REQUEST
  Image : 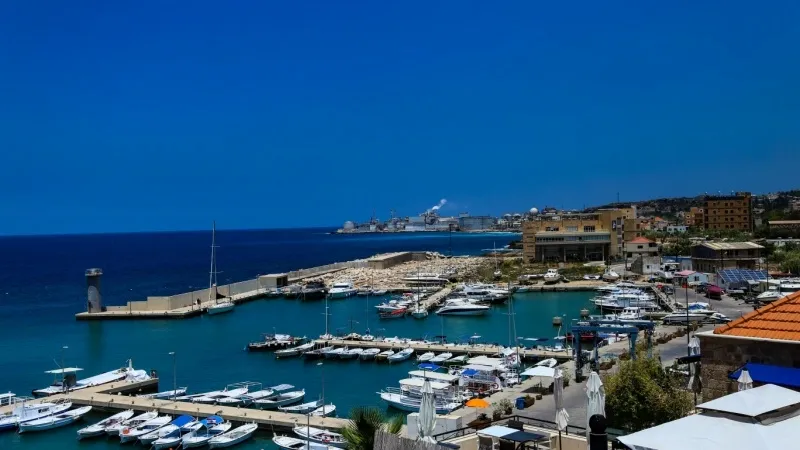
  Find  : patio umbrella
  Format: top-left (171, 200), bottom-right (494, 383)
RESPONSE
top-left (737, 367), bottom-right (753, 391)
top-left (585, 371), bottom-right (605, 441)
top-left (688, 336), bottom-right (700, 356)
top-left (553, 368), bottom-right (570, 449)
top-left (418, 380), bottom-right (437, 443)
top-left (465, 398), bottom-right (491, 408)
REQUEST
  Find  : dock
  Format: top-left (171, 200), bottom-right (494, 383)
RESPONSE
top-left (312, 339), bottom-right (573, 362)
top-left (1, 378), bottom-right (347, 432)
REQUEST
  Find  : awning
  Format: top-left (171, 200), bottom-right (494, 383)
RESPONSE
top-left (418, 363), bottom-right (441, 371)
top-left (520, 366), bottom-right (556, 378)
top-left (728, 363), bottom-right (800, 389)
top-left (675, 270), bottom-right (695, 277)
top-left (478, 425), bottom-right (546, 442)
top-left (461, 369), bottom-right (478, 377)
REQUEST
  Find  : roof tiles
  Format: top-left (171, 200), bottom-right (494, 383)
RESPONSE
top-left (714, 292), bottom-right (800, 341)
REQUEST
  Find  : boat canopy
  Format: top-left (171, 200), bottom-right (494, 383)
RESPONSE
top-left (418, 363), bottom-right (441, 371)
top-left (270, 384), bottom-right (294, 391)
top-left (462, 364), bottom-right (497, 373)
top-left (44, 367), bottom-right (83, 374)
top-left (398, 378), bottom-right (451, 390)
top-left (461, 369), bottom-right (479, 377)
top-left (204, 415), bottom-right (224, 426)
top-left (171, 415), bottom-right (194, 427)
top-left (408, 370), bottom-right (460, 383)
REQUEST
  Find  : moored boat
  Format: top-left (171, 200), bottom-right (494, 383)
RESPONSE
top-left (119, 415), bottom-right (171, 443)
top-left (375, 349), bottom-right (394, 362)
top-left (273, 435), bottom-right (335, 449)
top-left (417, 352), bottom-right (435, 362)
top-left (137, 388), bottom-right (188, 400)
top-left (279, 399), bottom-right (322, 414)
top-left (181, 417), bottom-right (230, 448)
top-left (139, 415), bottom-right (195, 445)
top-left (105, 410), bottom-right (157, 436)
top-left (428, 352), bottom-right (452, 364)
top-left (387, 348), bottom-right (414, 363)
top-left (208, 422), bottom-right (258, 448)
top-left (293, 426), bottom-right (348, 449)
top-left (18, 406), bottom-right (92, 433)
top-left (359, 348), bottom-right (381, 360)
top-left (308, 404), bottom-right (336, 417)
top-left (77, 409), bottom-right (135, 439)
top-left (0, 399), bottom-right (72, 432)
top-left (254, 389), bottom-right (305, 409)
top-left (276, 342), bottom-right (315, 358)
top-left (328, 281), bottom-right (357, 299)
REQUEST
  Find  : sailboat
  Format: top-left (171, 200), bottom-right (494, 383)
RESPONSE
top-left (493, 242), bottom-right (502, 279)
top-left (411, 268), bottom-right (428, 319)
top-left (206, 222), bottom-right (234, 315)
top-left (319, 295), bottom-right (333, 340)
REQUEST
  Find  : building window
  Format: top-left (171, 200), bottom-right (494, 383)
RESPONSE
top-left (584, 225), bottom-right (595, 232)
top-left (566, 226), bottom-right (578, 232)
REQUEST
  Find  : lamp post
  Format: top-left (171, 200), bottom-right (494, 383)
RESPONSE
top-left (169, 352), bottom-right (176, 400)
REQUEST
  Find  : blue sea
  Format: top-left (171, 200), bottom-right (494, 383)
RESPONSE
top-left (0, 228), bottom-right (593, 449)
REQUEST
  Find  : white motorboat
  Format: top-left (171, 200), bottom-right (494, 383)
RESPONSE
top-left (273, 435), bottom-right (335, 449)
top-left (375, 300), bottom-right (408, 313)
top-left (378, 391), bottom-right (461, 414)
top-left (223, 388), bottom-right (276, 406)
top-left (254, 389), bottom-right (305, 409)
top-left (429, 352), bottom-right (452, 363)
top-left (0, 399), bottom-right (72, 431)
top-left (371, 289), bottom-right (388, 296)
top-left (443, 355), bottom-right (468, 366)
top-left (181, 416), bottom-right (229, 448)
top-left (417, 352), bottom-right (435, 362)
top-left (207, 300), bottom-right (235, 315)
top-left (328, 281), bottom-right (357, 299)
top-left (402, 273), bottom-right (449, 286)
top-left (151, 417), bottom-right (205, 450)
top-left (663, 310), bottom-right (731, 324)
top-left (105, 410), bottom-right (157, 436)
top-left (340, 348), bottom-right (363, 359)
top-left (435, 299), bottom-right (490, 316)
top-left (209, 422), bottom-right (258, 448)
top-left (375, 349), bottom-right (394, 362)
top-left (276, 342), bottom-right (315, 358)
top-left (602, 270), bottom-right (621, 282)
top-left (77, 409), bottom-right (135, 439)
top-left (33, 359), bottom-right (144, 397)
top-left (139, 415), bottom-right (194, 445)
top-left (193, 386), bottom-right (250, 404)
top-left (410, 303), bottom-right (429, 319)
top-left (308, 404), bottom-right (336, 417)
top-left (534, 358), bottom-right (557, 368)
top-left (293, 426), bottom-right (348, 449)
top-left (137, 388), bottom-right (188, 400)
top-left (387, 348), bottom-right (414, 363)
top-left (756, 290), bottom-right (787, 303)
top-left (18, 406), bottom-right (92, 433)
top-left (119, 415), bottom-right (171, 443)
top-left (279, 399), bottom-right (322, 414)
top-left (543, 269), bottom-right (561, 284)
top-left (359, 348), bottom-right (381, 360)
top-left (0, 392), bottom-right (15, 407)
top-left (324, 347), bottom-right (346, 359)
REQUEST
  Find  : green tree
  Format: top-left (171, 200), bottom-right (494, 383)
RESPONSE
top-left (781, 252), bottom-right (800, 275)
top-left (604, 356), bottom-right (694, 432)
top-left (341, 407), bottom-right (404, 450)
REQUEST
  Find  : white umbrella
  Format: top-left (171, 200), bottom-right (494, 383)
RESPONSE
top-left (688, 336), bottom-right (700, 356)
top-left (418, 379), bottom-right (437, 443)
top-left (737, 367), bottom-right (753, 391)
top-left (553, 368), bottom-right (569, 448)
top-left (585, 371), bottom-right (605, 441)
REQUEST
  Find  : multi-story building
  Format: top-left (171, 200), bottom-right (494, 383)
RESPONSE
top-left (624, 237), bottom-right (659, 260)
top-left (458, 215), bottom-right (496, 231)
top-left (690, 241), bottom-right (763, 273)
top-left (703, 192), bottom-right (753, 231)
top-left (623, 218), bottom-right (651, 242)
top-left (686, 207), bottom-right (704, 227)
top-left (596, 207), bottom-right (637, 257)
top-left (522, 213), bottom-right (612, 263)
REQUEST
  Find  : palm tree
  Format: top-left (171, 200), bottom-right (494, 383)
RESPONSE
top-left (341, 407), bottom-right (403, 450)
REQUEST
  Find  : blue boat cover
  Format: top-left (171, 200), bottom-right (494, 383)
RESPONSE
top-left (171, 415), bottom-right (194, 427)
top-left (728, 363), bottom-right (800, 388)
top-left (203, 415), bottom-right (223, 427)
top-left (461, 369), bottom-right (478, 377)
top-left (418, 363), bottom-right (441, 371)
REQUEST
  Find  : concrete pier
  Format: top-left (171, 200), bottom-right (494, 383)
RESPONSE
top-left (1, 378), bottom-right (347, 432)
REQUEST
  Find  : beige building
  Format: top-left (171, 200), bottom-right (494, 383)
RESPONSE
top-left (703, 192), bottom-right (753, 231)
top-left (686, 207), bottom-right (704, 227)
top-left (522, 207), bottom-right (635, 263)
top-left (690, 241), bottom-right (763, 273)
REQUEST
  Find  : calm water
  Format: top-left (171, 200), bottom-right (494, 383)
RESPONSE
top-left (0, 228), bottom-right (593, 450)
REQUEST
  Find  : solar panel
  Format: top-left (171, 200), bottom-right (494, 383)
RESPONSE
top-left (718, 269), bottom-right (767, 284)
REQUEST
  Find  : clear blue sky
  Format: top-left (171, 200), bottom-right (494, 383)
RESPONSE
top-left (2, 1), bottom-right (799, 235)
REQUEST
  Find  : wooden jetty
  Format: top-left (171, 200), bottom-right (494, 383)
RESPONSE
top-left (0, 378), bottom-right (347, 432)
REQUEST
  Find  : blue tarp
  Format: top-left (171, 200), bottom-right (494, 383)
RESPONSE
top-left (461, 368), bottom-right (479, 377)
top-left (171, 415), bottom-right (194, 427)
top-left (728, 363), bottom-right (800, 388)
top-left (418, 363), bottom-right (441, 371)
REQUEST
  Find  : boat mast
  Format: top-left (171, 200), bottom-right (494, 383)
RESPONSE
top-left (208, 221), bottom-right (218, 305)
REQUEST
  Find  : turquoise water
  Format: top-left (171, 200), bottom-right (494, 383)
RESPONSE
top-left (0, 291), bottom-right (594, 449)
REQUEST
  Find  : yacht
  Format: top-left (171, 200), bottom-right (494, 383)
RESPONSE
top-left (543, 269), bottom-right (561, 284)
top-left (328, 281), bottom-right (357, 299)
top-left (756, 291), bottom-right (788, 303)
top-left (375, 300), bottom-right (408, 313)
top-left (33, 360), bottom-right (145, 397)
top-left (663, 310), bottom-right (731, 324)
top-left (435, 299), bottom-right (490, 316)
top-left (401, 273), bottom-right (449, 286)
top-left (300, 281), bottom-right (328, 300)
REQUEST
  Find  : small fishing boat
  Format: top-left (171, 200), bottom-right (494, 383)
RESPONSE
top-left (182, 417), bottom-right (230, 448)
top-left (429, 352), bottom-right (453, 364)
top-left (359, 348), bottom-right (381, 360)
top-left (323, 347), bottom-right (346, 359)
top-left (119, 415), bottom-right (171, 443)
top-left (192, 386), bottom-right (250, 404)
top-left (208, 422), bottom-right (258, 448)
top-left (279, 399), bottom-right (322, 414)
top-left (379, 391), bottom-right (461, 414)
top-left (151, 416), bottom-right (206, 450)
top-left (308, 404), bottom-right (336, 417)
top-left (340, 348), bottom-right (363, 360)
top-left (273, 435), bottom-right (336, 449)
top-left (137, 388), bottom-right (188, 400)
top-left (375, 349), bottom-right (395, 362)
top-left (219, 387), bottom-right (276, 406)
top-left (379, 308), bottom-right (407, 320)
top-left (276, 342), bottom-right (315, 358)
top-left (254, 389), bottom-right (305, 409)
top-left (303, 346), bottom-right (334, 360)
top-left (293, 426), bottom-right (348, 448)
top-left (417, 352), bottom-right (435, 362)
top-left (18, 406), bottom-right (92, 433)
top-left (387, 348), bottom-right (414, 363)
top-left (534, 358), bottom-right (558, 368)
top-left (371, 289), bottom-right (388, 296)
top-left (443, 355), bottom-right (468, 366)
top-left (140, 415), bottom-right (195, 445)
top-left (77, 409), bottom-right (135, 439)
top-left (543, 268), bottom-right (561, 284)
top-left (0, 399), bottom-right (72, 431)
top-left (105, 410), bottom-right (157, 436)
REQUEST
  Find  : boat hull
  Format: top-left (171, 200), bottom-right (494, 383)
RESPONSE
top-left (207, 303), bottom-right (235, 315)
top-left (436, 309), bottom-right (487, 316)
top-left (19, 415), bottom-right (82, 433)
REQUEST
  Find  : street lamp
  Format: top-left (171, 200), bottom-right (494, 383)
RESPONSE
top-left (168, 352), bottom-right (176, 401)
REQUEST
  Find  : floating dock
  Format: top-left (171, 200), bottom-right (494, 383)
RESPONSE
top-left (312, 339), bottom-right (573, 362)
top-left (1, 378), bottom-right (347, 432)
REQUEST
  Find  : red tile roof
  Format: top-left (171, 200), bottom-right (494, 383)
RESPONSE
top-left (714, 291), bottom-right (800, 341)
top-left (628, 237), bottom-right (654, 244)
